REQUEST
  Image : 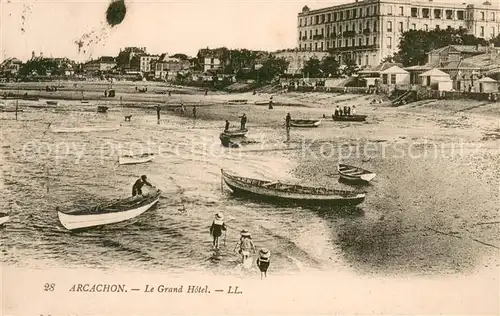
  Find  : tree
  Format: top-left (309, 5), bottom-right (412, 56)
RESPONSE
top-left (397, 28), bottom-right (488, 66)
top-left (342, 55), bottom-right (360, 77)
top-left (257, 56), bottom-right (289, 82)
top-left (490, 34), bottom-right (500, 47)
top-left (302, 57), bottom-right (322, 78)
top-left (320, 56), bottom-right (340, 77)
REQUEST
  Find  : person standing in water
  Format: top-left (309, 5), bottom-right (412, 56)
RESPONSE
top-left (235, 230), bottom-right (256, 264)
top-left (156, 105), bottom-right (161, 123)
top-left (224, 120), bottom-right (230, 132)
top-left (285, 113), bottom-right (291, 129)
top-left (192, 105), bottom-right (197, 119)
top-left (240, 114), bottom-right (247, 130)
top-left (256, 248), bottom-right (271, 279)
top-left (209, 213), bottom-right (226, 249)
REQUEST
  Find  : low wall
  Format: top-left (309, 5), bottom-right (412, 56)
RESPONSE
top-left (287, 85), bottom-right (375, 94)
top-left (416, 89), bottom-right (500, 101)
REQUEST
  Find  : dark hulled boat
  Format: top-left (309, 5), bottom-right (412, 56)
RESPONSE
top-left (221, 169), bottom-right (365, 206)
top-left (332, 114), bottom-right (367, 122)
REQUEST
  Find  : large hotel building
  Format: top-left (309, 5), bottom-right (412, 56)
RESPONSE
top-left (288, 0), bottom-right (500, 72)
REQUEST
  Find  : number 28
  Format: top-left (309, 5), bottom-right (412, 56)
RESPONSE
top-left (44, 283), bottom-right (55, 291)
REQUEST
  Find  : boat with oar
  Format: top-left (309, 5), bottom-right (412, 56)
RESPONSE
top-left (221, 128), bottom-right (248, 137)
top-left (57, 188), bottom-right (161, 230)
top-left (332, 114), bottom-right (367, 122)
top-left (50, 125), bottom-right (120, 133)
top-left (221, 169), bottom-right (365, 206)
top-left (0, 212), bottom-right (10, 226)
top-left (46, 100), bottom-right (58, 105)
top-left (290, 119), bottom-right (321, 128)
top-left (119, 153), bottom-right (155, 165)
top-left (338, 164), bottom-right (376, 184)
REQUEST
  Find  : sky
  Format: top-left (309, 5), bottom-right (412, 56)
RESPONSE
top-left (0, 0), bottom-right (340, 62)
top-left (1, 0), bottom-right (498, 62)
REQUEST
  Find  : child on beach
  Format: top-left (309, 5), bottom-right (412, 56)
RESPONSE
top-left (235, 230), bottom-right (256, 266)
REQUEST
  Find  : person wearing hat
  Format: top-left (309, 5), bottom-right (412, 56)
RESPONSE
top-left (256, 248), bottom-right (271, 279)
top-left (209, 213), bottom-right (226, 249)
top-left (235, 230), bottom-right (256, 265)
top-left (132, 175), bottom-right (153, 197)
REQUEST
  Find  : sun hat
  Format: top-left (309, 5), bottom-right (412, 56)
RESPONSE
top-left (259, 248), bottom-right (271, 259)
top-left (240, 229), bottom-right (251, 237)
top-left (215, 212), bottom-right (224, 220)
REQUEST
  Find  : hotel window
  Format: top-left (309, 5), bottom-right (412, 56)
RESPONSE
top-left (315, 42), bottom-right (318, 51)
top-left (315, 29), bottom-right (318, 35)
top-left (299, 31), bottom-right (302, 38)
top-left (339, 39), bottom-right (342, 47)
top-left (327, 14), bottom-right (331, 22)
top-left (445, 10), bottom-right (453, 20)
top-left (480, 26), bottom-right (484, 36)
top-left (387, 21), bottom-right (393, 32)
top-left (374, 21), bottom-right (377, 31)
top-left (332, 41), bottom-right (336, 48)
top-left (321, 28), bottom-right (324, 35)
top-left (399, 6), bottom-right (404, 16)
top-left (412, 23), bottom-right (416, 30)
top-left (481, 12), bottom-right (485, 21)
top-left (339, 25), bottom-right (343, 33)
top-left (434, 9), bottom-right (441, 19)
top-left (299, 18), bottom-right (302, 26)
top-left (435, 25), bottom-right (440, 30)
top-left (373, 36), bottom-right (377, 44)
top-left (411, 7), bottom-right (418, 17)
top-left (383, 74), bottom-right (388, 84)
top-left (365, 55), bottom-right (369, 65)
top-left (457, 11), bottom-right (464, 20)
top-left (424, 24), bottom-right (428, 31)
top-left (333, 26), bottom-right (337, 34)
top-left (422, 8), bottom-right (430, 18)
top-left (491, 12), bottom-right (495, 21)
top-left (492, 27), bottom-right (495, 37)
top-left (387, 36), bottom-right (392, 48)
top-left (398, 22), bottom-right (403, 32)
top-left (347, 10), bottom-right (351, 19)
top-left (340, 11), bottom-right (344, 20)
top-left (391, 74), bottom-right (396, 84)
top-left (366, 37), bottom-right (370, 45)
top-left (353, 8), bottom-right (357, 18)
top-left (309, 30), bottom-right (312, 38)
top-left (321, 14), bottom-right (325, 23)
top-left (359, 22), bottom-right (363, 31)
top-left (320, 42), bottom-right (323, 50)
top-left (359, 38), bottom-right (362, 46)
top-left (373, 5), bottom-right (377, 15)
top-left (388, 6), bottom-right (393, 15)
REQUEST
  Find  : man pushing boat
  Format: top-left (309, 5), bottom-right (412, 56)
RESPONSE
top-left (132, 175), bottom-right (153, 197)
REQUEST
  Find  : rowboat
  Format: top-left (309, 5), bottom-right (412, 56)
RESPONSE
top-left (219, 134), bottom-right (240, 148)
top-left (227, 100), bottom-right (247, 105)
top-left (254, 100), bottom-right (269, 105)
top-left (22, 95), bottom-right (40, 101)
top-left (57, 189), bottom-right (161, 230)
top-left (332, 115), bottom-right (367, 122)
top-left (290, 119), bottom-right (321, 128)
top-left (46, 100), bottom-right (58, 105)
top-left (221, 128), bottom-right (248, 137)
top-left (1, 108), bottom-right (23, 112)
top-left (97, 106), bottom-right (109, 113)
top-left (0, 212), bottom-right (9, 226)
top-left (119, 153), bottom-right (155, 165)
top-left (221, 169), bottom-right (365, 206)
top-left (50, 125), bottom-right (120, 133)
top-left (338, 164), bottom-right (376, 183)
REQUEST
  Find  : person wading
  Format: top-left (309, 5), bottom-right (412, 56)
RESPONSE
top-left (132, 175), bottom-right (153, 197)
top-left (224, 120), bottom-right (230, 132)
top-left (235, 230), bottom-right (256, 265)
top-left (209, 213), bottom-right (226, 249)
top-left (256, 248), bottom-right (271, 279)
top-left (285, 113), bottom-right (291, 129)
top-left (240, 114), bottom-right (247, 130)
top-left (192, 105), bottom-right (197, 119)
top-left (156, 105), bottom-right (161, 123)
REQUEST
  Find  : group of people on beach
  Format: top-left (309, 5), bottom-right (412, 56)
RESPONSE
top-left (210, 212), bottom-right (271, 279)
top-left (334, 105), bottom-right (356, 116)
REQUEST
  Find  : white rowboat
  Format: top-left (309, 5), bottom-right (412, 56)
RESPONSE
top-left (118, 153), bottom-right (155, 165)
top-left (338, 164), bottom-right (376, 183)
top-left (57, 189), bottom-right (161, 230)
top-left (50, 125), bottom-right (120, 133)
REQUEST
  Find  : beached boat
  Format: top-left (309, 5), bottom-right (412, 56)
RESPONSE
top-left (228, 100), bottom-right (248, 105)
top-left (332, 115), bottom-right (367, 122)
top-left (46, 100), bottom-right (58, 105)
top-left (57, 189), bottom-right (161, 230)
top-left (50, 125), bottom-right (120, 133)
top-left (97, 106), bottom-right (109, 113)
top-left (219, 134), bottom-right (240, 148)
top-left (22, 95), bottom-right (40, 101)
top-left (338, 164), bottom-right (376, 183)
top-left (254, 100), bottom-right (270, 105)
top-left (221, 169), bottom-right (365, 206)
top-left (221, 128), bottom-right (248, 137)
top-left (0, 212), bottom-right (10, 226)
top-left (118, 153), bottom-right (155, 165)
top-left (290, 119), bottom-right (321, 128)
top-left (1, 108), bottom-right (23, 113)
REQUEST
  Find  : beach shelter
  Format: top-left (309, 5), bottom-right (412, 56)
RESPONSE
top-left (419, 68), bottom-right (451, 89)
top-left (478, 77), bottom-right (498, 93)
top-left (379, 66), bottom-right (410, 86)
